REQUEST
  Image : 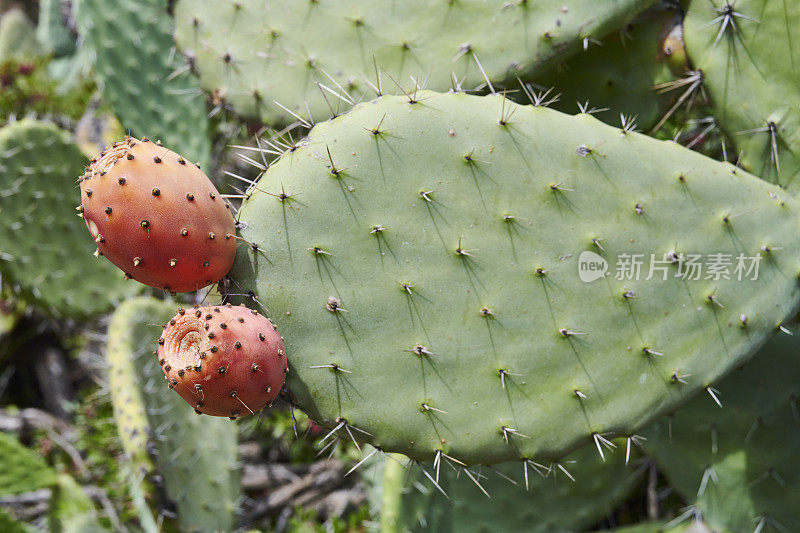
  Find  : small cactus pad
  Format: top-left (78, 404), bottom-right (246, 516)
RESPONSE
top-left (79, 137), bottom-right (237, 293)
top-left (108, 297), bottom-right (239, 532)
top-left (174, 0), bottom-right (657, 124)
top-left (74, 0), bottom-right (211, 168)
top-left (683, 0), bottom-right (800, 189)
top-left (229, 91), bottom-right (800, 465)
top-left (0, 8), bottom-right (39, 63)
top-left (0, 120), bottom-right (138, 317)
top-left (370, 440), bottom-right (645, 532)
top-left (642, 329), bottom-right (800, 532)
top-left (0, 432), bottom-right (57, 496)
top-left (534, 6), bottom-right (675, 131)
top-left (157, 304), bottom-right (286, 418)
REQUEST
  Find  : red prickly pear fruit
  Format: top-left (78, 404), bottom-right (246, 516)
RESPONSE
top-left (157, 304), bottom-right (287, 418)
top-left (78, 137), bottom-right (236, 293)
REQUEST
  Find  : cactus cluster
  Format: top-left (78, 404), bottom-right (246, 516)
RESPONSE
top-left (7, 0), bottom-right (800, 530)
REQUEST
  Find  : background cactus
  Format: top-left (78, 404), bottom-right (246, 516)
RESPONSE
top-left (683, 0), bottom-right (800, 189)
top-left (173, 0), bottom-right (658, 125)
top-left (642, 329), bottom-right (800, 532)
top-left (0, 8), bottom-right (39, 63)
top-left (0, 119), bottom-right (138, 318)
top-left (73, 0), bottom-right (211, 169)
top-left (367, 441), bottom-right (646, 533)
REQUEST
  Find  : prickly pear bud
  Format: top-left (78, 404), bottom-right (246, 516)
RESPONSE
top-left (157, 304), bottom-right (286, 418)
top-left (78, 137), bottom-right (236, 293)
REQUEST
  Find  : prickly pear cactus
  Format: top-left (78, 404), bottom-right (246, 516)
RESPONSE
top-left (174, 0), bottom-right (657, 125)
top-left (642, 328), bottom-right (800, 533)
top-left (369, 440), bottom-right (645, 533)
top-left (0, 431), bottom-right (57, 495)
top-left (74, 0), bottom-right (211, 168)
top-left (228, 90), bottom-right (800, 465)
top-left (0, 8), bottom-right (39, 63)
top-left (0, 508), bottom-right (33, 533)
top-left (37, 0), bottom-right (75, 57)
top-left (107, 296), bottom-right (239, 533)
top-left (0, 120), bottom-right (138, 318)
top-left (49, 474), bottom-right (108, 533)
top-left (683, 0), bottom-right (800, 189)
top-left (534, 6), bottom-right (675, 130)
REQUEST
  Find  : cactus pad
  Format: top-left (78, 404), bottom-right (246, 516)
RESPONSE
top-left (228, 90), bottom-right (800, 465)
top-left (643, 329), bottom-right (800, 532)
top-left (0, 120), bottom-right (138, 318)
top-left (683, 0), bottom-right (800, 189)
top-left (370, 441), bottom-right (645, 532)
top-left (74, 0), bottom-right (211, 168)
top-left (174, 0), bottom-right (657, 125)
top-left (0, 431), bottom-right (57, 495)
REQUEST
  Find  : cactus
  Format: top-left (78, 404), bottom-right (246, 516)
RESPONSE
top-left (533, 6), bottom-right (676, 130)
top-left (227, 90), bottom-right (800, 465)
top-left (0, 120), bottom-right (138, 318)
top-left (0, 431), bottom-right (58, 496)
top-left (49, 474), bottom-right (108, 533)
top-left (0, 508), bottom-right (34, 533)
top-left (0, 8), bottom-right (39, 63)
top-left (173, 0), bottom-right (658, 125)
top-left (158, 304), bottom-right (286, 418)
top-left (683, 0), bottom-right (800, 189)
top-left (107, 296), bottom-right (239, 532)
top-left (642, 328), bottom-right (800, 533)
top-left (73, 0), bottom-right (211, 169)
top-left (0, 434), bottom-right (104, 531)
top-left (369, 440), bottom-right (645, 532)
top-left (36, 0), bottom-right (76, 58)
top-left (78, 137), bottom-right (236, 293)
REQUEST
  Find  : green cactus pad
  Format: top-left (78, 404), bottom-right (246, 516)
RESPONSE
top-left (0, 8), bottom-right (39, 63)
top-left (0, 508), bottom-right (35, 533)
top-left (107, 296), bottom-right (239, 533)
top-left (0, 119), bottom-right (138, 318)
top-left (174, 0), bottom-right (657, 125)
top-left (36, 0), bottom-right (75, 58)
top-left (683, 0), bottom-right (800, 189)
top-left (74, 0), bottom-right (211, 168)
top-left (0, 431), bottom-right (57, 496)
top-left (533, 7), bottom-right (675, 131)
top-left (229, 90), bottom-right (800, 465)
top-left (642, 328), bottom-right (800, 533)
top-left (369, 441), bottom-right (644, 533)
top-left (49, 474), bottom-right (108, 533)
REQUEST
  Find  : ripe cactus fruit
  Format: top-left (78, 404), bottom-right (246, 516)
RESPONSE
top-left (78, 137), bottom-right (236, 293)
top-left (157, 304), bottom-right (287, 418)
